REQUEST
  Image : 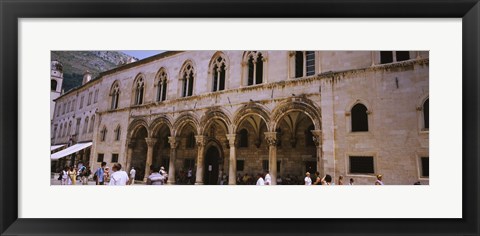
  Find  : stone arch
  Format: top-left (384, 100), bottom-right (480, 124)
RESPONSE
top-left (270, 98), bottom-right (321, 131)
top-left (173, 112), bottom-right (201, 137)
top-left (127, 118), bottom-right (149, 139)
top-left (232, 102), bottom-right (271, 133)
top-left (200, 106), bottom-right (233, 135)
top-left (178, 59), bottom-right (197, 97)
top-left (149, 115), bottom-right (174, 137)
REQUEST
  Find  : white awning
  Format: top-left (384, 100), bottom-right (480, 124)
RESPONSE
top-left (50, 144), bottom-right (65, 151)
top-left (50, 142), bottom-right (92, 160)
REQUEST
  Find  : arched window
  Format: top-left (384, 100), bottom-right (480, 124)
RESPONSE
top-left (51, 79), bottom-right (57, 91)
top-left (245, 51), bottom-right (264, 86)
top-left (305, 124), bottom-right (315, 147)
top-left (156, 69), bottom-right (168, 102)
top-left (89, 115), bottom-right (95, 133)
top-left (211, 56), bottom-right (227, 92)
top-left (351, 103), bottom-right (369, 132)
top-left (186, 132), bottom-right (195, 148)
top-left (133, 76), bottom-right (145, 105)
top-left (100, 126), bottom-right (107, 142)
top-left (423, 98), bottom-right (429, 129)
top-left (114, 125), bottom-right (121, 141)
top-left (83, 117), bottom-right (89, 134)
top-left (181, 62), bottom-right (195, 97)
top-left (239, 129), bottom-right (248, 147)
top-left (110, 82), bottom-right (120, 109)
top-left (294, 51), bottom-right (315, 78)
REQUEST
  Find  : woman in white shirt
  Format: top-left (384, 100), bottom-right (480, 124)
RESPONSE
top-left (304, 172), bottom-right (312, 185)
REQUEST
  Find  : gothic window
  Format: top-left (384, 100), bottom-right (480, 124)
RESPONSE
top-left (239, 129), bottom-right (248, 148)
top-left (420, 157), bottom-right (429, 177)
top-left (114, 125), bottom-right (121, 141)
top-left (423, 98), bottom-right (429, 129)
top-left (71, 99), bottom-right (75, 112)
top-left (156, 69), bottom-right (168, 102)
top-left (294, 51), bottom-right (316, 78)
top-left (134, 76), bottom-right (145, 105)
top-left (181, 62), bottom-right (195, 97)
top-left (83, 117), bottom-right (89, 134)
top-left (380, 51), bottom-right (393, 64)
top-left (245, 51), bottom-right (264, 86)
top-left (211, 55), bottom-right (227, 92)
top-left (396, 51), bottom-right (410, 61)
top-left (305, 124), bottom-right (315, 147)
top-left (186, 132), bottom-right (195, 148)
top-left (100, 126), bottom-right (107, 142)
top-left (79, 96), bottom-right (84, 109)
top-left (351, 103), bottom-right (369, 132)
top-left (380, 51), bottom-right (410, 64)
top-left (94, 89), bottom-right (99, 103)
top-left (89, 115), bottom-right (95, 133)
top-left (51, 80), bottom-right (57, 91)
top-left (87, 92), bottom-right (92, 105)
top-left (110, 82), bottom-right (120, 109)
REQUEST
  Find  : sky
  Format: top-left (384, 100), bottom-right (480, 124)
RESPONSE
top-left (120, 50), bottom-right (164, 60)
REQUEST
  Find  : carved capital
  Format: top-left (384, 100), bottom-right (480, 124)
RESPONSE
top-left (168, 136), bottom-right (179, 149)
top-left (416, 106), bottom-right (422, 111)
top-left (264, 132), bottom-right (277, 147)
top-left (145, 138), bottom-right (157, 147)
top-left (195, 135), bottom-right (206, 147)
top-left (345, 112), bottom-right (351, 116)
top-left (226, 134), bottom-right (237, 146)
top-left (311, 130), bottom-right (322, 147)
top-left (366, 110), bottom-right (372, 115)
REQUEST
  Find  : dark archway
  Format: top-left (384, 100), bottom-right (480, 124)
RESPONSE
top-left (131, 126), bottom-right (148, 181)
top-left (204, 146), bottom-right (220, 185)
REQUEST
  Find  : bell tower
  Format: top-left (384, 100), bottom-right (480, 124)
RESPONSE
top-left (50, 60), bottom-right (64, 120)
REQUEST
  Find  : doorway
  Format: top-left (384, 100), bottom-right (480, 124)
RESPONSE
top-left (204, 146), bottom-right (220, 185)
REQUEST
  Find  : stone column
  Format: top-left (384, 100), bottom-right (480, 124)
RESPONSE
top-left (264, 132), bottom-right (278, 185)
top-left (311, 130), bottom-right (323, 176)
top-left (226, 134), bottom-right (237, 185)
top-left (125, 139), bottom-right (136, 173)
top-left (143, 138), bottom-right (157, 182)
top-left (194, 135), bottom-right (206, 185)
top-left (167, 137), bottom-right (178, 184)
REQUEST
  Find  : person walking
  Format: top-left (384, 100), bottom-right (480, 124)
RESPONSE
top-left (68, 166), bottom-right (77, 185)
top-left (375, 174), bottom-right (384, 185)
top-left (104, 166), bottom-right (110, 184)
top-left (146, 166), bottom-right (165, 185)
top-left (256, 173), bottom-right (265, 185)
top-left (338, 175), bottom-right (344, 185)
top-left (321, 174), bottom-right (333, 185)
top-left (304, 172), bottom-right (312, 185)
top-left (349, 178), bottom-right (354, 185)
top-left (95, 162), bottom-right (106, 185)
top-left (313, 171), bottom-right (322, 185)
top-left (61, 167), bottom-right (68, 185)
top-left (129, 167), bottom-right (136, 185)
top-left (109, 163), bottom-right (129, 186)
top-left (264, 170), bottom-right (272, 185)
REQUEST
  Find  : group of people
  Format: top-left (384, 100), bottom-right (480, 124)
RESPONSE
top-left (58, 163), bottom-right (91, 185)
top-left (303, 172), bottom-right (384, 185)
top-left (93, 161), bottom-right (132, 185)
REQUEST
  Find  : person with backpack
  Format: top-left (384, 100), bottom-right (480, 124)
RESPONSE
top-left (95, 162), bottom-right (106, 185)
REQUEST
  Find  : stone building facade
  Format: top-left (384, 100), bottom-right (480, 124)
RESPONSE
top-left (51, 51), bottom-right (429, 185)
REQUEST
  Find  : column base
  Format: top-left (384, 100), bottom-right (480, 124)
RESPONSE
top-left (194, 182), bottom-right (204, 185)
top-left (167, 180), bottom-right (176, 185)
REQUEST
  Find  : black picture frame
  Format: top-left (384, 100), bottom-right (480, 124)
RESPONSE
top-left (1, 0), bottom-right (479, 235)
